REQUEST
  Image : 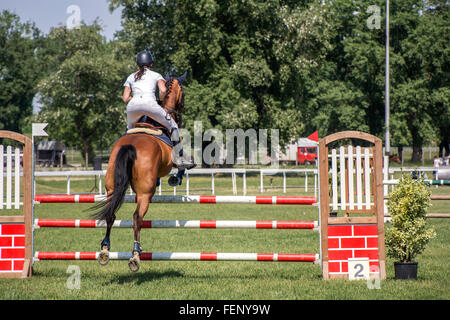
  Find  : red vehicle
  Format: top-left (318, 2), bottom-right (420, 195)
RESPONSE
top-left (297, 131), bottom-right (318, 165)
top-left (297, 147), bottom-right (317, 165)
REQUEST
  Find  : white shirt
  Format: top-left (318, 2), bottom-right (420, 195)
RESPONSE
top-left (123, 69), bottom-right (164, 100)
top-left (434, 158), bottom-right (440, 167)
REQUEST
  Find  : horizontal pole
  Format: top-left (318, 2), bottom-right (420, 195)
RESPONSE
top-left (384, 179), bottom-right (450, 186)
top-left (33, 219), bottom-right (318, 230)
top-left (34, 252), bottom-right (319, 263)
top-left (34, 168), bottom-right (318, 177)
top-left (385, 213), bottom-right (450, 219)
top-left (384, 195), bottom-right (450, 200)
top-left (34, 194), bottom-right (317, 205)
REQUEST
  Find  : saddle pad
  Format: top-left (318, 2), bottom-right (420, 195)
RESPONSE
top-left (125, 128), bottom-right (173, 148)
top-left (127, 127), bottom-right (162, 136)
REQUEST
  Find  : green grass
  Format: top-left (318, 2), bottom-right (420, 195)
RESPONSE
top-left (0, 176), bottom-right (449, 300)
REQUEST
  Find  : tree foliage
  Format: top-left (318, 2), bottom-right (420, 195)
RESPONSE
top-left (1, 1), bottom-right (447, 164)
top-left (0, 10), bottom-right (43, 132)
top-left (109, 0), bottom-right (448, 162)
top-left (35, 23), bottom-right (134, 162)
top-left (109, 0), bottom-right (333, 147)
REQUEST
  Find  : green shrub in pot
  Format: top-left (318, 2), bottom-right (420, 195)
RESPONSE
top-left (385, 175), bottom-right (436, 279)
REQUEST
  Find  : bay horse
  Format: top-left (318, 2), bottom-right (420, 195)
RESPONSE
top-left (92, 73), bottom-right (186, 272)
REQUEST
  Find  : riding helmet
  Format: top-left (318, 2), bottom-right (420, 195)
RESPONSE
top-left (136, 50), bottom-right (154, 67)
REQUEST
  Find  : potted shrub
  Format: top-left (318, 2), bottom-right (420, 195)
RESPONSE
top-left (386, 175), bottom-right (436, 279)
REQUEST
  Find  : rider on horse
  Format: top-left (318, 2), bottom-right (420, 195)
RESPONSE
top-left (122, 50), bottom-right (195, 170)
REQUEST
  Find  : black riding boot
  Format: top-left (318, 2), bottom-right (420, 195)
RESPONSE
top-left (171, 128), bottom-right (196, 170)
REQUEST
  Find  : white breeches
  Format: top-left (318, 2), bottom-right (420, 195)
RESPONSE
top-left (126, 96), bottom-right (178, 131)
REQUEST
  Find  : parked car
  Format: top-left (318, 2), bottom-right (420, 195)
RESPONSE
top-left (297, 147), bottom-right (317, 165)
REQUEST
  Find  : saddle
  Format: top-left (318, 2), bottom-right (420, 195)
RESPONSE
top-left (126, 115), bottom-right (174, 148)
top-left (127, 115), bottom-right (170, 137)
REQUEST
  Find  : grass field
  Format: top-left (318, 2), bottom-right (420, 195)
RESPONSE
top-left (0, 173), bottom-right (449, 300)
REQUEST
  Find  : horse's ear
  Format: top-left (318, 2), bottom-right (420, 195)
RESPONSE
top-left (177, 71), bottom-right (187, 84)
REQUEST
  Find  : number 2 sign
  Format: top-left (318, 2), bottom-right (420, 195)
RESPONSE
top-left (348, 258), bottom-right (370, 280)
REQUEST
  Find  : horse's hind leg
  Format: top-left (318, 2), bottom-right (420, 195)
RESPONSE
top-left (98, 186), bottom-right (115, 265)
top-left (98, 215), bottom-right (115, 265)
top-left (128, 193), bottom-right (151, 272)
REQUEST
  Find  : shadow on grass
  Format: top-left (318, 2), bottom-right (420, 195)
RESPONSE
top-left (104, 269), bottom-right (185, 285)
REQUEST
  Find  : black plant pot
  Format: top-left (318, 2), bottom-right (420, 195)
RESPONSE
top-left (394, 262), bottom-right (418, 280)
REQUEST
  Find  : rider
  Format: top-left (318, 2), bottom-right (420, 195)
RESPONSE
top-left (123, 50), bottom-right (195, 170)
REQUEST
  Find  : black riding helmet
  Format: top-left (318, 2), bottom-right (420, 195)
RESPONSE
top-left (136, 50), bottom-right (154, 67)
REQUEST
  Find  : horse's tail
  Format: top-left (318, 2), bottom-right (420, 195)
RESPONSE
top-left (91, 145), bottom-right (136, 222)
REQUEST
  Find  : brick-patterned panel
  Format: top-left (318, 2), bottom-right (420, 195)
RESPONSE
top-left (1, 224), bottom-right (25, 235)
top-left (14, 236), bottom-right (25, 247)
top-left (328, 224), bottom-right (380, 276)
top-left (0, 237), bottom-right (13, 247)
top-left (0, 260), bottom-right (12, 271)
top-left (353, 225), bottom-right (378, 236)
top-left (328, 225), bottom-right (352, 237)
top-left (13, 260), bottom-right (24, 271)
top-left (0, 223), bottom-right (26, 273)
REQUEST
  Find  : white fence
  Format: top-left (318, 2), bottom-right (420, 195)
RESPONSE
top-left (0, 146), bottom-right (23, 209)
top-left (1, 144), bottom-right (447, 210)
top-left (33, 168), bottom-right (319, 198)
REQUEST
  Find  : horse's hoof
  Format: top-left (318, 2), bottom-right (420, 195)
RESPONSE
top-left (128, 253), bottom-right (140, 272)
top-left (98, 247), bottom-right (110, 266)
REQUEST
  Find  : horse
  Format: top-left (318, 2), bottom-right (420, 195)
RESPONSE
top-left (92, 73), bottom-right (186, 272)
top-left (389, 154), bottom-right (402, 164)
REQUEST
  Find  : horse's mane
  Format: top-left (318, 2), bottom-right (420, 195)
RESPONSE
top-left (164, 77), bottom-right (184, 126)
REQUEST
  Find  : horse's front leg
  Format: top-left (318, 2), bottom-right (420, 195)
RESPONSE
top-left (128, 194), bottom-right (151, 272)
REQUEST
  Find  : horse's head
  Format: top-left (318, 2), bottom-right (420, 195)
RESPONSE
top-left (161, 72), bottom-right (187, 127)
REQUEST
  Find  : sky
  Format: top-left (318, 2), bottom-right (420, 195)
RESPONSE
top-left (0, 0), bottom-right (123, 40)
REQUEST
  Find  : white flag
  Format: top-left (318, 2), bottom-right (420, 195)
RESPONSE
top-left (32, 123), bottom-right (48, 137)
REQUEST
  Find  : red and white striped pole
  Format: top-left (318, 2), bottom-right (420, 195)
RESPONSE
top-left (34, 219), bottom-right (318, 230)
top-left (34, 194), bottom-right (317, 205)
top-left (34, 251), bottom-right (320, 263)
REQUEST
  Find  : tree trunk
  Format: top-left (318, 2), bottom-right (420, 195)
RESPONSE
top-left (411, 146), bottom-right (422, 163)
top-left (398, 146), bottom-right (404, 164)
top-left (439, 139), bottom-right (449, 158)
top-left (81, 139), bottom-right (94, 167)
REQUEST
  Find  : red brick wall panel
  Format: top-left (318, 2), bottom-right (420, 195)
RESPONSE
top-left (353, 225), bottom-right (378, 236)
top-left (0, 260), bottom-right (12, 271)
top-left (340, 237), bottom-right (366, 249)
top-left (0, 237), bottom-right (12, 247)
top-left (1, 224), bottom-right (25, 235)
top-left (328, 225), bottom-right (352, 237)
top-left (13, 236), bottom-right (25, 247)
top-left (1, 248), bottom-right (25, 259)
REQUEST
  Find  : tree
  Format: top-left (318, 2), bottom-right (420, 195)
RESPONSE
top-left (108, 0), bottom-right (333, 149)
top-left (390, 0), bottom-right (449, 161)
top-left (0, 10), bottom-right (43, 132)
top-left (108, 0), bottom-right (447, 164)
top-left (35, 23), bottom-right (134, 164)
top-left (301, 0), bottom-right (448, 162)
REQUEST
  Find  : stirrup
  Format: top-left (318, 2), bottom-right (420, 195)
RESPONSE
top-left (173, 156), bottom-right (196, 170)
